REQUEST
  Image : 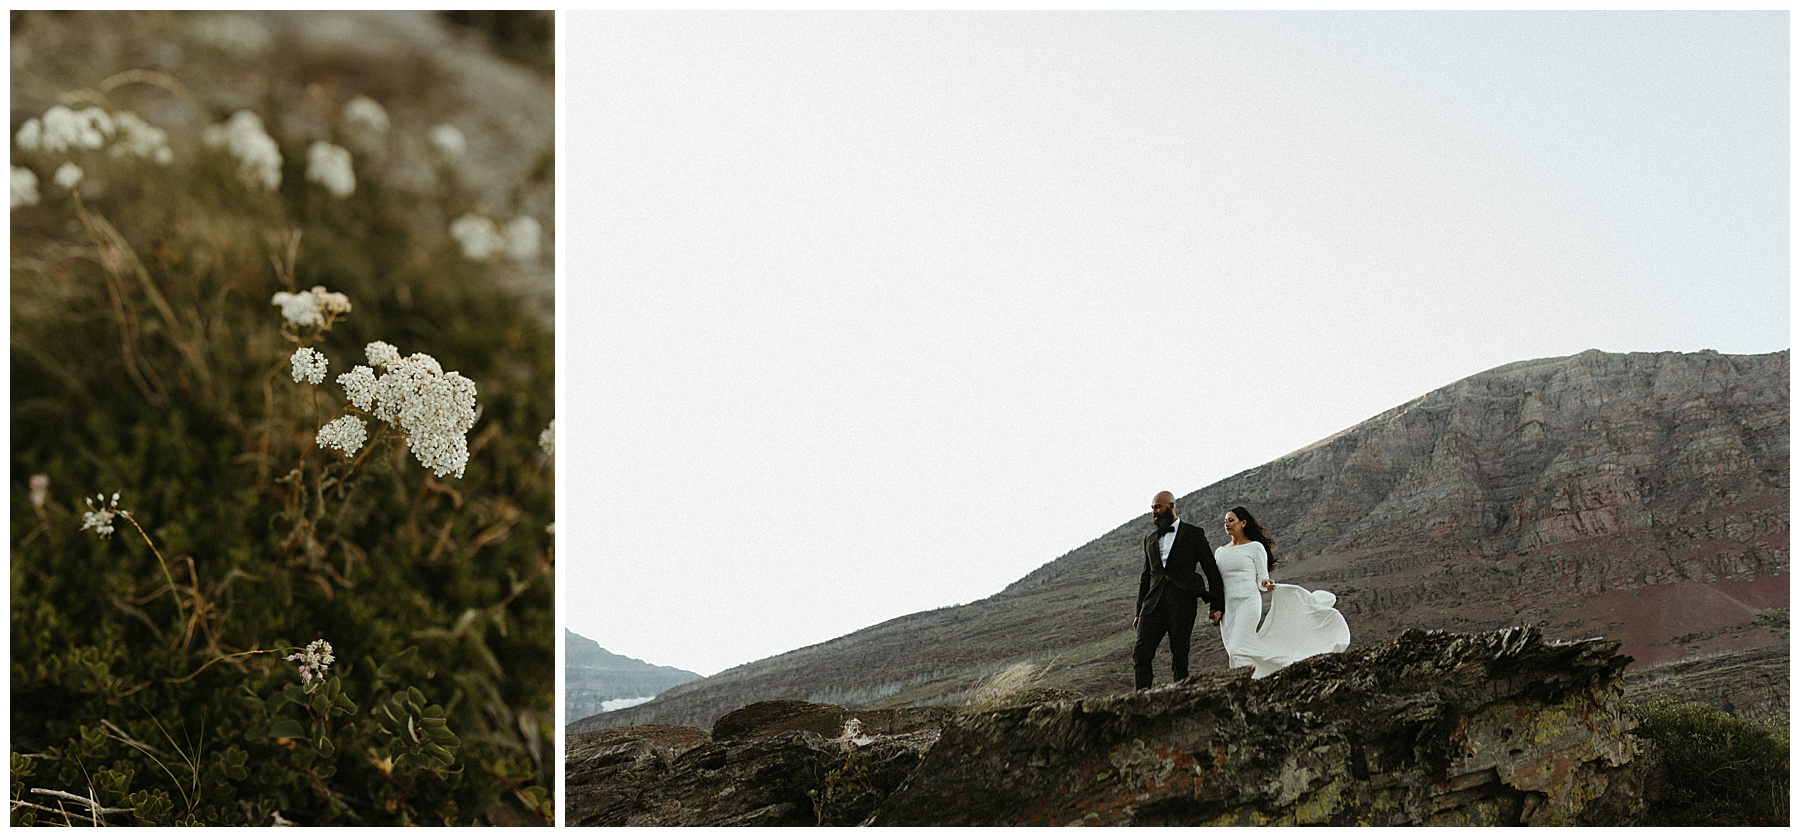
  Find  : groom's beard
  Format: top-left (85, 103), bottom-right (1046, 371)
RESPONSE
top-left (1153, 511), bottom-right (1174, 528)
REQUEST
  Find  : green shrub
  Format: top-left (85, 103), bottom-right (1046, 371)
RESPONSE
top-left (1631, 700), bottom-right (1789, 826)
top-left (12, 12), bottom-right (553, 825)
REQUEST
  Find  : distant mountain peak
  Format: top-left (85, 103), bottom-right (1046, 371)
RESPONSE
top-left (564, 630), bottom-right (701, 723)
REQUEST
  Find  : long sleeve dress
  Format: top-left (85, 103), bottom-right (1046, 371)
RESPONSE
top-left (1212, 541), bottom-right (1271, 669)
top-left (1213, 540), bottom-right (1352, 678)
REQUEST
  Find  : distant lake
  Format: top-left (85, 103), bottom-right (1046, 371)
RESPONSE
top-left (603, 696), bottom-right (654, 712)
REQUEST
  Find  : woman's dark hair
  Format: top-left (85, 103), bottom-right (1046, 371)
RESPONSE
top-left (1231, 505), bottom-right (1276, 571)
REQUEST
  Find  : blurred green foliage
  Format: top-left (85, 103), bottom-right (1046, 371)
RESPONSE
top-left (11, 14), bottom-right (554, 825)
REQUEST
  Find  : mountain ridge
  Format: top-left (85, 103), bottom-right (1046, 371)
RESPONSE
top-left (574, 348), bottom-right (1788, 732)
top-left (564, 629), bottom-right (702, 722)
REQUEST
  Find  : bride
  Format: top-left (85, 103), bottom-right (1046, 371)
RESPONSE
top-left (1213, 506), bottom-right (1349, 678)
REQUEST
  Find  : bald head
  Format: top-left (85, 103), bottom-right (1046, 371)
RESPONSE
top-left (1151, 491), bottom-right (1176, 528)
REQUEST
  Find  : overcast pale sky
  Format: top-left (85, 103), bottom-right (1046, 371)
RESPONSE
top-left (560, 11), bottom-right (1788, 678)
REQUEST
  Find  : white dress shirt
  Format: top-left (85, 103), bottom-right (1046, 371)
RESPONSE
top-left (1157, 517), bottom-right (1180, 568)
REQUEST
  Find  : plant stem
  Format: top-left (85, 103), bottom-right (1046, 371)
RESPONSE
top-left (118, 511), bottom-right (186, 627)
top-left (166, 648), bottom-right (283, 684)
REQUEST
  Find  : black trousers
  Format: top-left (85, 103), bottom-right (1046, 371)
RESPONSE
top-left (1133, 600), bottom-right (1197, 689)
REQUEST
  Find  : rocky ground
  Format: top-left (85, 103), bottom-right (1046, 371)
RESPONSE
top-left (568, 627), bottom-right (1667, 826)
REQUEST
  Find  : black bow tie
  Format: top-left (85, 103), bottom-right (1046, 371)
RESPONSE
top-left (1154, 522), bottom-right (1174, 538)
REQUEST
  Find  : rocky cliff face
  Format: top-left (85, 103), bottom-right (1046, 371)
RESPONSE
top-left (567, 628), bottom-right (1656, 826)
top-left (584, 350), bottom-right (1787, 731)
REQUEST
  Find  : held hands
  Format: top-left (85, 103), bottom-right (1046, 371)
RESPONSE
top-left (1209, 610), bottom-right (1223, 626)
top-left (1261, 579), bottom-right (1275, 591)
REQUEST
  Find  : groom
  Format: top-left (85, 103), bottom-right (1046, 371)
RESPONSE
top-left (1132, 490), bottom-right (1224, 689)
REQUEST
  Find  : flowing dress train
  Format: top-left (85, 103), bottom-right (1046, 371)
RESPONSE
top-left (1213, 541), bottom-right (1350, 679)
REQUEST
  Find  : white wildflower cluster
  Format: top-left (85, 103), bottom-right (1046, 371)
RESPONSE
top-left (342, 96), bottom-right (390, 136)
top-left (80, 492), bottom-right (127, 539)
top-left (16, 105), bottom-right (113, 153)
top-left (341, 96), bottom-right (389, 152)
top-left (290, 347), bottom-right (328, 384)
top-left (53, 162), bottom-right (83, 190)
top-left (428, 124), bottom-right (466, 157)
top-left (12, 167), bottom-right (39, 209)
top-left (286, 639), bottom-right (335, 683)
top-left (336, 342), bottom-right (479, 479)
top-left (191, 14), bottom-right (271, 57)
top-left (29, 474), bottom-right (49, 509)
top-left (109, 112), bottom-right (174, 165)
top-left (451, 213), bottom-right (541, 263)
top-left (539, 419), bottom-right (555, 458)
top-left (15, 105), bottom-right (172, 165)
top-left (305, 141), bottom-right (355, 198)
top-left (203, 110), bottom-right (282, 191)
top-left (364, 340), bottom-right (400, 368)
top-left (316, 415), bottom-right (368, 456)
top-left (449, 214), bottom-right (502, 261)
top-left (505, 216), bottom-right (542, 262)
top-left (271, 285), bottom-right (352, 329)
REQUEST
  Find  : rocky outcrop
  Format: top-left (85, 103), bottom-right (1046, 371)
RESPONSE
top-left (566, 701), bottom-right (950, 826)
top-left (711, 700), bottom-right (954, 742)
top-left (583, 350), bottom-right (1786, 733)
top-left (872, 628), bottom-right (1645, 826)
top-left (567, 628), bottom-right (1658, 826)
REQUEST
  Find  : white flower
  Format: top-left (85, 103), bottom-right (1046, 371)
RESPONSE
top-left (406, 429), bottom-right (471, 481)
top-left (204, 110), bottom-right (281, 191)
top-left (504, 216), bottom-right (542, 263)
top-left (80, 492), bottom-right (127, 540)
top-left (336, 346), bottom-right (479, 478)
top-left (338, 365), bottom-right (377, 412)
top-left (449, 213), bottom-right (503, 261)
top-left (539, 419), bottom-right (555, 457)
top-left (290, 347), bottom-right (328, 385)
top-left (286, 639), bottom-right (335, 683)
top-left (22, 106), bottom-right (115, 154)
top-left (53, 162), bottom-right (83, 190)
top-left (271, 290), bottom-right (320, 327)
top-left (305, 141), bottom-right (355, 198)
top-left (110, 111), bottom-right (173, 164)
top-left (364, 341), bottom-right (400, 368)
top-left (11, 167), bottom-right (39, 208)
top-left (428, 124), bottom-right (466, 157)
top-left (271, 285), bottom-right (352, 328)
top-left (29, 474), bottom-right (49, 509)
top-left (313, 286), bottom-right (351, 317)
top-left (15, 118), bottom-right (42, 151)
top-left (341, 96), bottom-right (390, 138)
top-left (316, 415), bottom-right (368, 455)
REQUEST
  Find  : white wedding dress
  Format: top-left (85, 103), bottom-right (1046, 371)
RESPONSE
top-left (1213, 541), bottom-right (1350, 679)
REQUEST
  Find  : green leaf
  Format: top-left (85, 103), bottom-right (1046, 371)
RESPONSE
top-left (268, 719), bottom-right (305, 739)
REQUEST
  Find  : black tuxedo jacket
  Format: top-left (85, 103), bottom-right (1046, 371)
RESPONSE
top-left (1136, 520), bottom-right (1225, 618)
